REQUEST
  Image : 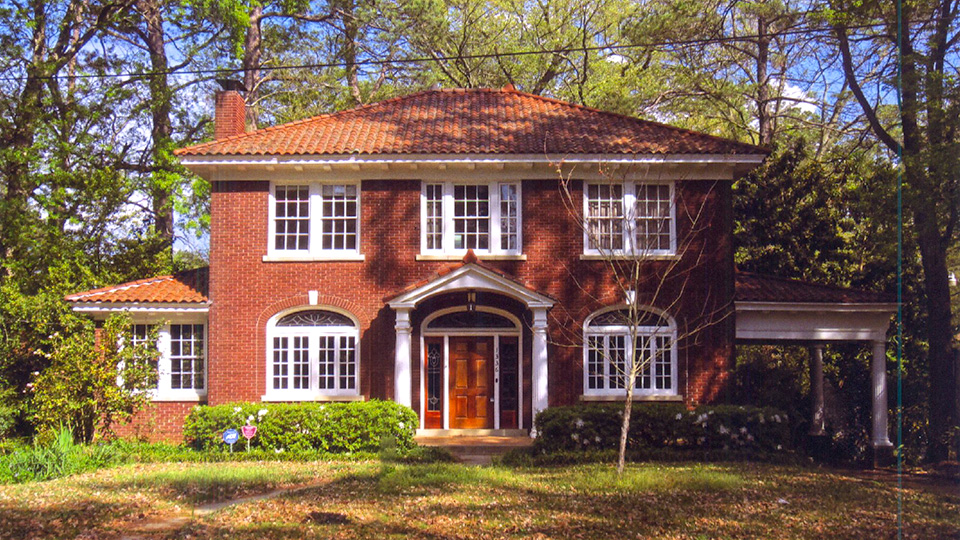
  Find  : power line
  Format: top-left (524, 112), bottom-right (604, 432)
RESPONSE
top-left (0, 20), bottom-right (898, 83)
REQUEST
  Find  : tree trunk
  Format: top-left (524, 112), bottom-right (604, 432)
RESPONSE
top-left (243, 5), bottom-right (262, 129)
top-left (137, 0), bottom-right (175, 258)
top-left (341, 1), bottom-right (363, 106)
top-left (618, 383), bottom-right (634, 475)
top-left (915, 219), bottom-right (957, 461)
top-left (755, 16), bottom-right (771, 146)
top-left (0, 1), bottom-right (48, 273)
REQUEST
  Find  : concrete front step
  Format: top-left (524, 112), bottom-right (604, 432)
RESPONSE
top-left (416, 429), bottom-right (529, 437)
top-left (415, 435), bottom-right (534, 464)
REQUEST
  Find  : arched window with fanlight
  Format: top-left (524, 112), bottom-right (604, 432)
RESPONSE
top-left (583, 306), bottom-right (677, 396)
top-left (266, 308), bottom-right (359, 399)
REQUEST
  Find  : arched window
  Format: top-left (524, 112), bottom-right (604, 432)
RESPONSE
top-left (267, 309), bottom-right (359, 398)
top-left (583, 306), bottom-right (677, 396)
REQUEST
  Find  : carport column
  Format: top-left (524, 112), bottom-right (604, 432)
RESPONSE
top-left (870, 339), bottom-right (892, 448)
top-left (394, 307), bottom-right (412, 408)
top-left (531, 307), bottom-right (549, 437)
top-left (808, 345), bottom-right (825, 436)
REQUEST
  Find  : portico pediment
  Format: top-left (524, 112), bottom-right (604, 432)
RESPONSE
top-left (387, 263), bottom-right (555, 310)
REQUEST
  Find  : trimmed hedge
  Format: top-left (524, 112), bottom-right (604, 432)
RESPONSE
top-left (183, 400), bottom-right (418, 453)
top-left (533, 403), bottom-right (791, 455)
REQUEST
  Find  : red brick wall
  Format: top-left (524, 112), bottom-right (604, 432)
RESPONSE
top-left (111, 401), bottom-right (200, 442)
top-left (214, 90), bottom-right (246, 139)
top-left (201, 176), bottom-right (735, 433)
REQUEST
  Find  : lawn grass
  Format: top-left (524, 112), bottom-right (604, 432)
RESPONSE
top-left (0, 460), bottom-right (955, 539)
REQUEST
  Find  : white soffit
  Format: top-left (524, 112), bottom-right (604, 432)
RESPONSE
top-left (71, 302), bottom-right (209, 321)
top-left (388, 264), bottom-right (555, 310)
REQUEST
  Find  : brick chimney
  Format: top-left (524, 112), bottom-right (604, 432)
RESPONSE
top-left (214, 79), bottom-right (247, 139)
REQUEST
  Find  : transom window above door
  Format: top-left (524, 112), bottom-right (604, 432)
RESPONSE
top-left (421, 182), bottom-right (521, 256)
top-left (267, 182), bottom-right (362, 261)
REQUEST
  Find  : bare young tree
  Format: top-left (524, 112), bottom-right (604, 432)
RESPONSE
top-left (551, 164), bottom-right (734, 474)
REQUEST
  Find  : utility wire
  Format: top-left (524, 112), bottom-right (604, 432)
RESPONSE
top-left (0, 19), bottom-right (902, 82)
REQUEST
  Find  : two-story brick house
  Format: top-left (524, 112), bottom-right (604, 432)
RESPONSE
top-left (67, 85), bottom-right (896, 458)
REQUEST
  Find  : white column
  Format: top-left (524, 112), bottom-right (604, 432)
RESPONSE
top-left (809, 345), bottom-right (825, 436)
top-left (394, 308), bottom-right (413, 409)
top-left (531, 307), bottom-right (549, 437)
top-left (870, 339), bottom-right (893, 448)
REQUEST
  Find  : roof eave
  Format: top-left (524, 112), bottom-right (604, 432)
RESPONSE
top-left (70, 302), bottom-right (210, 313)
top-left (735, 301), bottom-right (898, 313)
top-left (179, 152), bottom-right (768, 166)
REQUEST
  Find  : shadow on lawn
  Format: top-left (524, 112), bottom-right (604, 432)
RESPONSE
top-left (173, 464), bottom-right (960, 540)
top-left (172, 465), bottom-right (735, 539)
top-left (0, 498), bottom-right (148, 539)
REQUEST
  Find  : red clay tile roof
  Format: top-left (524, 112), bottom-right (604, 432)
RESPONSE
top-left (65, 268), bottom-right (209, 304)
top-left (176, 88), bottom-right (768, 157)
top-left (735, 271), bottom-right (895, 304)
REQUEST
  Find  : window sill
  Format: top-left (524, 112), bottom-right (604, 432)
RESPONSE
top-left (260, 394), bottom-right (366, 402)
top-left (579, 253), bottom-right (679, 261)
top-left (152, 392), bottom-right (207, 402)
top-left (580, 394), bottom-right (682, 402)
top-left (416, 253), bottom-right (527, 261)
top-left (263, 253), bottom-right (366, 262)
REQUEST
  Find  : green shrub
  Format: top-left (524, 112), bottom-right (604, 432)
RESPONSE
top-left (533, 403), bottom-right (792, 456)
top-left (183, 401), bottom-right (418, 453)
top-left (0, 427), bottom-right (121, 483)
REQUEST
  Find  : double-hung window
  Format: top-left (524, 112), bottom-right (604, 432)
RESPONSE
top-left (421, 182), bottom-right (521, 256)
top-left (125, 322), bottom-right (207, 400)
top-left (269, 182), bottom-right (360, 259)
top-left (584, 181), bottom-right (675, 256)
top-left (267, 309), bottom-right (360, 399)
top-left (583, 308), bottom-right (677, 396)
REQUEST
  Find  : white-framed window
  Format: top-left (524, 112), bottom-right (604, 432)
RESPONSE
top-left (420, 181), bottom-right (522, 256)
top-left (266, 308), bottom-right (360, 399)
top-left (169, 324), bottom-right (205, 391)
top-left (583, 307), bottom-right (677, 396)
top-left (126, 322), bottom-right (207, 401)
top-left (268, 182), bottom-right (361, 258)
top-left (584, 181), bottom-right (675, 256)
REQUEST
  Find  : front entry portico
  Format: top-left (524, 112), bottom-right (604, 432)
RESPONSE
top-left (387, 259), bottom-right (554, 434)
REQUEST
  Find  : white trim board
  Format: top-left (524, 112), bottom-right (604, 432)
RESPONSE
top-left (735, 302), bottom-right (895, 342)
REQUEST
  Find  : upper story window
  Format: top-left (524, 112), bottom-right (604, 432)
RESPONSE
top-left (126, 322), bottom-right (207, 400)
top-left (266, 309), bottom-right (360, 399)
top-left (269, 182), bottom-right (361, 259)
top-left (584, 181), bottom-right (675, 256)
top-left (583, 307), bottom-right (677, 397)
top-left (421, 182), bottom-right (521, 256)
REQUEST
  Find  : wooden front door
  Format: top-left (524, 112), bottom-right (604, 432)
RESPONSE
top-left (449, 336), bottom-right (494, 429)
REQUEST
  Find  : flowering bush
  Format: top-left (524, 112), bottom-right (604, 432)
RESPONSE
top-left (183, 400), bottom-right (418, 453)
top-left (534, 403), bottom-right (791, 454)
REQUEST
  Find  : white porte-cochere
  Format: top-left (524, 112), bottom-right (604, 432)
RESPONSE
top-left (736, 301), bottom-right (897, 453)
top-left (388, 262), bottom-right (554, 434)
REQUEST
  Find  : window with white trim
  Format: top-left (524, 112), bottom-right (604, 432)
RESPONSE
top-left (584, 182), bottom-right (675, 255)
top-left (170, 324), bottom-right (205, 390)
top-left (421, 181), bottom-right (522, 255)
top-left (583, 308), bottom-right (677, 396)
top-left (267, 309), bottom-right (359, 398)
top-left (125, 323), bottom-right (207, 400)
top-left (274, 185), bottom-right (310, 251)
top-left (269, 182), bottom-right (360, 257)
